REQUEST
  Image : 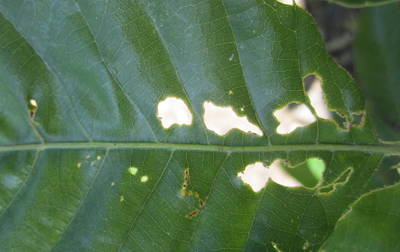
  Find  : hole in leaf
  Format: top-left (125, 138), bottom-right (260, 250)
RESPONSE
top-left (274, 74), bottom-right (342, 134)
top-left (275, 0), bottom-right (305, 6)
top-left (351, 113), bottom-right (365, 127)
top-left (307, 159), bottom-right (325, 182)
top-left (304, 74), bottom-right (365, 130)
top-left (306, 75), bottom-right (331, 120)
top-left (274, 103), bottom-right (315, 134)
top-left (238, 161), bottom-right (302, 192)
top-left (140, 176), bottom-right (148, 183)
top-left (203, 101), bottom-right (263, 136)
top-left (157, 97), bottom-right (193, 128)
top-left (280, 158), bottom-right (325, 188)
top-left (239, 159), bottom-right (326, 191)
top-left (28, 99), bottom-right (38, 119)
top-left (332, 111), bottom-right (348, 129)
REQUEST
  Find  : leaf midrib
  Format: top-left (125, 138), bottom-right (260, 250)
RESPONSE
top-left (1, 142), bottom-right (399, 155)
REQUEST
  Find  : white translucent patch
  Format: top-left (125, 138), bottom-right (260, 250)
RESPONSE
top-left (276, 0), bottom-right (305, 7)
top-left (29, 99), bottom-right (37, 108)
top-left (274, 104), bottom-right (315, 134)
top-left (276, 0), bottom-right (291, 4)
top-left (140, 176), bottom-right (148, 183)
top-left (1, 174), bottom-right (21, 191)
top-left (203, 101), bottom-right (263, 136)
top-left (229, 54), bottom-right (234, 61)
top-left (238, 160), bottom-right (302, 192)
top-left (308, 77), bottom-right (331, 120)
top-left (157, 97), bottom-right (193, 128)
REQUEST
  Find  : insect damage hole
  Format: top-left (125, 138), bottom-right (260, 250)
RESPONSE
top-left (306, 75), bottom-right (331, 120)
top-left (274, 74), bottom-right (337, 134)
top-left (276, 0), bottom-right (305, 6)
top-left (280, 158), bottom-right (325, 188)
top-left (28, 99), bottom-right (38, 119)
top-left (305, 74), bottom-right (366, 130)
top-left (238, 161), bottom-right (302, 192)
top-left (274, 103), bottom-right (315, 134)
top-left (203, 101), bottom-right (263, 136)
top-left (157, 97), bottom-right (193, 128)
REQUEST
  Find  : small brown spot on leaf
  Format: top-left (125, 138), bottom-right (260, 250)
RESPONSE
top-left (187, 209), bottom-right (199, 218)
top-left (180, 190), bottom-right (186, 197)
top-left (182, 168), bottom-right (190, 190)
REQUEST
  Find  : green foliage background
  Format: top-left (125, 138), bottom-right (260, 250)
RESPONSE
top-left (0, 0), bottom-right (399, 251)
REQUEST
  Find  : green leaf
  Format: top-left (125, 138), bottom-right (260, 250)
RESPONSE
top-left (355, 3), bottom-right (400, 141)
top-left (316, 0), bottom-right (399, 8)
top-left (0, 0), bottom-right (398, 251)
top-left (320, 182), bottom-right (400, 252)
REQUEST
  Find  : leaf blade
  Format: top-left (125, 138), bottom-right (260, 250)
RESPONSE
top-left (0, 0), bottom-right (397, 251)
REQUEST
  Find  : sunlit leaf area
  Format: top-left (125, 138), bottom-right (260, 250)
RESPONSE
top-left (1, 0), bottom-right (399, 251)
